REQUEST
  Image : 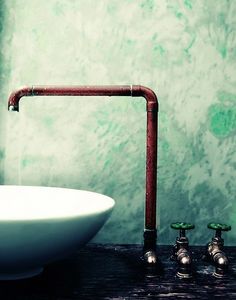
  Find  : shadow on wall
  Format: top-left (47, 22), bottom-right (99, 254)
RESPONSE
top-left (0, 1), bottom-right (6, 184)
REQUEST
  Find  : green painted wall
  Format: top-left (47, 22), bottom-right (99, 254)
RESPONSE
top-left (0, 0), bottom-right (236, 245)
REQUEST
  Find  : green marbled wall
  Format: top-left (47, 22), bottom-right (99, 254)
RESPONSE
top-left (0, 0), bottom-right (235, 245)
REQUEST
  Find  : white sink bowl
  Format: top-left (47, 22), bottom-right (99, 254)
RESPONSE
top-left (0, 185), bottom-right (115, 280)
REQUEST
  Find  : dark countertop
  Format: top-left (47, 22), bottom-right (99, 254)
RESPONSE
top-left (0, 244), bottom-right (236, 299)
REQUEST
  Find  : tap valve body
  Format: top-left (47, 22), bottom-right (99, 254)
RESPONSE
top-left (171, 222), bottom-right (195, 279)
top-left (205, 223), bottom-right (231, 277)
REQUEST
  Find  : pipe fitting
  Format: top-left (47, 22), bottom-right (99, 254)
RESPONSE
top-left (170, 223), bottom-right (194, 279)
top-left (175, 240), bottom-right (193, 279)
top-left (177, 249), bottom-right (192, 266)
top-left (131, 85), bottom-right (158, 112)
top-left (206, 240), bottom-right (229, 277)
top-left (143, 250), bottom-right (158, 265)
top-left (8, 86), bottom-right (33, 111)
top-left (143, 229), bottom-right (157, 265)
top-left (205, 223), bottom-right (231, 277)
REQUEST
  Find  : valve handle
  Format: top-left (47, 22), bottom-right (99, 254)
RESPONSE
top-left (208, 223), bottom-right (231, 232)
top-left (171, 222), bottom-right (195, 230)
top-left (171, 222), bottom-right (195, 238)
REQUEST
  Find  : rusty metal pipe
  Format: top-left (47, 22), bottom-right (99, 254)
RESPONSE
top-left (8, 85), bottom-right (159, 262)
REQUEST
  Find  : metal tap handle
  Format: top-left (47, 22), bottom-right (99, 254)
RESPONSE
top-left (171, 222), bottom-right (195, 238)
top-left (208, 223), bottom-right (231, 238)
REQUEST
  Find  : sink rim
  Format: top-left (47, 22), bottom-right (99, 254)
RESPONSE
top-left (0, 185), bottom-right (115, 222)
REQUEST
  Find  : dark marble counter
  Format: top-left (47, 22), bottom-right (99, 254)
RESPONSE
top-left (0, 244), bottom-right (235, 299)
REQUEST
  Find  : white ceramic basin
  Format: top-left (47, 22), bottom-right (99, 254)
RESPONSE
top-left (0, 185), bottom-right (115, 280)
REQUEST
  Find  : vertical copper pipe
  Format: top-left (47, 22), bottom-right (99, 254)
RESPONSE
top-left (8, 85), bottom-right (158, 259)
top-left (131, 86), bottom-right (158, 230)
top-left (131, 86), bottom-right (158, 257)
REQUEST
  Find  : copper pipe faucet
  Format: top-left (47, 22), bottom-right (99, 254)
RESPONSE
top-left (8, 85), bottom-right (159, 264)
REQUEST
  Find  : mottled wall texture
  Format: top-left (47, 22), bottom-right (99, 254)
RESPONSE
top-left (0, 0), bottom-right (236, 245)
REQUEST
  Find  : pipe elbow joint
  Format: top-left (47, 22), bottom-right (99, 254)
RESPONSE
top-left (132, 85), bottom-right (158, 112)
top-left (176, 250), bottom-right (193, 278)
top-left (143, 250), bottom-right (158, 265)
top-left (207, 240), bottom-right (229, 277)
top-left (8, 86), bottom-right (33, 111)
top-left (213, 251), bottom-right (229, 276)
top-left (179, 253), bottom-right (192, 266)
top-left (213, 251), bottom-right (229, 270)
top-left (177, 249), bottom-right (192, 267)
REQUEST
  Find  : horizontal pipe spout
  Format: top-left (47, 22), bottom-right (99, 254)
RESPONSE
top-left (8, 85), bottom-right (159, 261)
top-left (8, 85), bottom-right (158, 111)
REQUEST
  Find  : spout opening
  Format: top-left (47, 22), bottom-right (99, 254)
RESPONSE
top-left (8, 105), bottom-right (19, 112)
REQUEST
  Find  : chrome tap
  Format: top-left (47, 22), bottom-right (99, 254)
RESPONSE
top-left (171, 222), bottom-right (195, 279)
top-left (204, 222), bottom-right (231, 278)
